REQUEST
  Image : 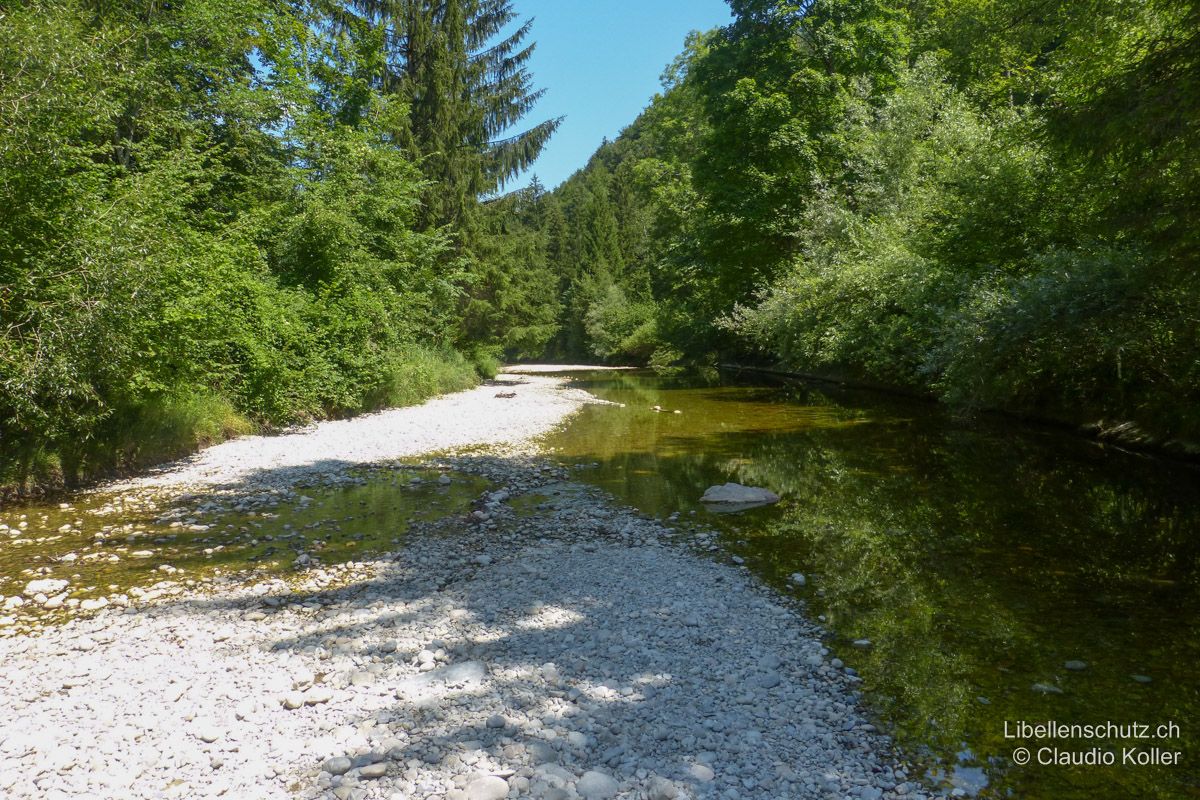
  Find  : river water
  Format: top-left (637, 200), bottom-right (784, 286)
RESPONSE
top-left (540, 369), bottom-right (1200, 800)
top-left (0, 468), bottom-right (485, 625)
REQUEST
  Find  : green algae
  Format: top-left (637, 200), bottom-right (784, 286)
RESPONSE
top-left (0, 467), bottom-right (488, 629)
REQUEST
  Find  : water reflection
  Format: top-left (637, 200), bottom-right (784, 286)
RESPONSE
top-left (0, 469), bottom-right (486, 627)
top-left (542, 370), bottom-right (1200, 800)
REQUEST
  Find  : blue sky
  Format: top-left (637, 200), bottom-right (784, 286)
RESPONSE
top-left (505, 1), bottom-right (733, 190)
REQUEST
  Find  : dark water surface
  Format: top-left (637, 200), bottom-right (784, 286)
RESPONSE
top-left (541, 369), bottom-right (1200, 800)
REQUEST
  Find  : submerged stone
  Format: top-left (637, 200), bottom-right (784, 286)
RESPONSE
top-left (699, 483), bottom-right (780, 511)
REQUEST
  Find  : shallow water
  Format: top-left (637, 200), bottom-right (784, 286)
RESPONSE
top-left (0, 468), bottom-right (485, 627)
top-left (541, 369), bottom-right (1200, 800)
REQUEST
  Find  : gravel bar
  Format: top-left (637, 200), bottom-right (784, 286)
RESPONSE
top-left (105, 373), bottom-right (601, 493)
top-left (0, 369), bottom-right (927, 800)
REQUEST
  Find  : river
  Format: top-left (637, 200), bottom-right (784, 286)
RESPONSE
top-left (2, 367), bottom-right (1197, 798)
top-left (540, 368), bottom-right (1200, 800)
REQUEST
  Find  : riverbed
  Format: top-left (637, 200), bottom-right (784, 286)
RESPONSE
top-left (537, 368), bottom-right (1200, 800)
top-left (0, 367), bottom-right (1195, 800)
top-left (0, 371), bottom-right (905, 800)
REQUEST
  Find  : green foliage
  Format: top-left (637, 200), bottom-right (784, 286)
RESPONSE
top-left (730, 27), bottom-right (1200, 436)
top-left (74, 393), bottom-right (257, 480)
top-left (464, 344), bottom-right (503, 380)
top-left (360, 345), bottom-right (481, 411)
top-left (932, 248), bottom-right (1200, 436)
top-left (734, 57), bottom-right (1048, 382)
top-left (0, 0), bottom-right (285, 453)
top-left (583, 284), bottom-right (659, 364)
top-left (343, 0), bottom-right (560, 228)
top-left (654, 0), bottom-right (912, 344)
top-left (460, 185), bottom-right (562, 360)
top-left (3, 0), bottom-right (574, 490)
top-left (527, 0), bottom-right (1199, 441)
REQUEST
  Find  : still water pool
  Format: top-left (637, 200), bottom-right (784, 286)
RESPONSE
top-left (0, 468), bottom-right (486, 626)
top-left (541, 369), bottom-right (1200, 800)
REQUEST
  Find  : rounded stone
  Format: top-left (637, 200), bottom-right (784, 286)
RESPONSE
top-left (1031, 682), bottom-right (1064, 695)
top-left (304, 687), bottom-right (333, 705)
top-left (323, 757), bottom-right (353, 776)
top-left (527, 741), bottom-right (557, 765)
top-left (577, 770), bottom-right (620, 799)
top-left (647, 776), bottom-right (679, 800)
top-left (464, 775), bottom-right (509, 800)
top-left (755, 672), bottom-right (782, 689)
top-left (24, 578), bottom-right (69, 597)
top-left (193, 725), bottom-right (222, 743)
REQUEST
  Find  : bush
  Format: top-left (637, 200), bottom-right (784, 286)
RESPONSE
top-left (465, 344), bottom-right (503, 379)
top-left (76, 393), bottom-right (256, 477)
top-left (734, 57), bottom-right (1045, 385)
top-left (361, 345), bottom-right (480, 411)
top-left (933, 247), bottom-right (1200, 439)
top-left (0, 4), bottom-right (473, 492)
top-left (733, 54), bottom-right (1200, 440)
top-left (584, 284), bottom-right (661, 363)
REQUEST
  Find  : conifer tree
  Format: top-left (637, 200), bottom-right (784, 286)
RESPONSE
top-left (348, 0), bottom-right (560, 227)
top-left (579, 165), bottom-right (623, 277)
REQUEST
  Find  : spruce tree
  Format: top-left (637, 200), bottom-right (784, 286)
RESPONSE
top-left (348, 0), bottom-right (560, 227)
top-left (579, 165), bottom-right (623, 278)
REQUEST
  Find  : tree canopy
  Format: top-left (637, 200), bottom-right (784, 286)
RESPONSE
top-left (0, 0), bottom-right (554, 487)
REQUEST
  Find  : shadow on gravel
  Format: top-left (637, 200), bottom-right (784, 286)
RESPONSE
top-left (126, 454), bottom-right (872, 800)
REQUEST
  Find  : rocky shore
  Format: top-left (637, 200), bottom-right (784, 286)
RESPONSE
top-left (0, 370), bottom-right (926, 800)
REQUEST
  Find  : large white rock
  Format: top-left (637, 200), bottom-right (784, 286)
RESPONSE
top-left (699, 483), bottom-right (780, 510)
top-left (465, 775), bottom-right (510, 800)
top-left (24, 578), bottom-right (68, 597)
top-left (577, 770), bottom-right (620, 799)
top-left (394, 660), bottom-right (488, 701)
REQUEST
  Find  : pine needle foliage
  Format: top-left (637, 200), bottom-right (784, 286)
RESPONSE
top-left (344, 0), bottom-right (561, 227)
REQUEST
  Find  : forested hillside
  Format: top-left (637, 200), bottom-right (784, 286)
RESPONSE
top-left (0, 0), bottom-right (560, 488)
top-left (4, 0), bottom-right (1199, 491)
top-left (528, 0), bottom-right (1200, 445)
